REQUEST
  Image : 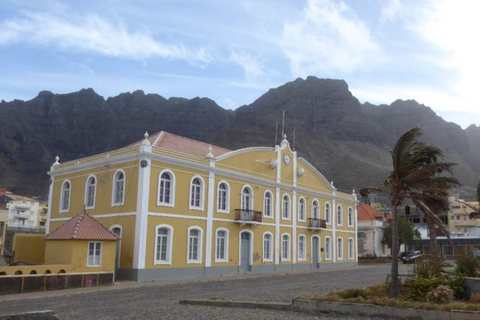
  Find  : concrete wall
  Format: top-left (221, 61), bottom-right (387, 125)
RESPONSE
top-left (13, 234), bottom-right (46, 263)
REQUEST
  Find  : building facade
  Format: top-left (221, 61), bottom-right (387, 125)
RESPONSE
top-left (357, 204), bottom-right (390, 258)
top-left (449, 199), bottom-right (480, 237)
top-left (46, 132), bottom-right (357, 282)
top-left (6, 195), bottom-right (41, 230)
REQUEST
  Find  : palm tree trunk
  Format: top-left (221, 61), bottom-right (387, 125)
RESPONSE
top-left (426, 216), bottom-right (438, 259)
top-left (390, 204), bottom-right (399, 298)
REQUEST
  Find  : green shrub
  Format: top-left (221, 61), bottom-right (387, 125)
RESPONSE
top-left (455, 249), bottom-right (480, 277)
top-left (338, 288), bottom-right (368, 300)
top-left (413, 255), bottom-right (447, 278)
top-left (405, 276), bottom-right (446, 301)
top-left (445, 274), bottom-right (466, 300)
top-left (426, 285), bottom-right (454, 303)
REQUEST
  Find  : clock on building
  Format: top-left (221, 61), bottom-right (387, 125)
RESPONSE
top-left (283, 154), bottom-right (290, 165)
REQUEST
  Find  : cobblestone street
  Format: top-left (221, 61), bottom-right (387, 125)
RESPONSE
top-left (0, 264), bottom-right (410, 319)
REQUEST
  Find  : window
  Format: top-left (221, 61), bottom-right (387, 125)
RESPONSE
top-left (282, 234), bottom-right (290, 261)
top-left (457, 215), bottom-right (460, 220)
top-left (158, 171), bottom-right (175, 206)
top-left (155, 225), bottom-right (173, 264)
top-left (282, 194), bottom-right (290, 220)
top-left (264, 191), bottom-right (273, 218)
top-left (85, 176), bottom-right (96, 209)
top-left (88, 242), bottom-right (102, 266)
top-left (217, 182), bottom-right (229, 213)
top-left (241, 186), bottom-right (253, 210)
top-left (337, 238), bottom-right (343, 260)
top-left (325, 202), bottom-right (331, 224)
top-left (298, 198), bottom-right (306, 221)
top-left (464, 215), bottom-right (467, 221)
top-left (263, 233), bottom-right (273, 261)
top-left (312, 200), bottom-right (319, 219)
top-left (112, 171), bottom-right (125, 205)
top-left (189, 177), bottom-right (204, 210)
top-left (348, 207), bottom-right (353, 227)
top-left (325, 237), bottom-right (331, 260)
top-left (60, 180), bottom-right (71, 212)
top-left (337, 205), bottom-right (343, 226)
top-left (187, 227), bottom-right (202, 263)
top-left (298, 235), bottom-right (306, 261)
top-left (450, 214), bottom-right (454, 220)
top-left (215, 229), bottom-right (228, 262)
top-left (348, 238), bottom-right (354, 259)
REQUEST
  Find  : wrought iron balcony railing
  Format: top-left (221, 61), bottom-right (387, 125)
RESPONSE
top-left (234, 209), bottom-right (262, 223)
top-left (308, 218), bottom-right (326, 229)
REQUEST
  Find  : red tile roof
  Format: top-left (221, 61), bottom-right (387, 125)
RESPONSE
top-left (358, 204), bottom-right (391, 221)
top-left (131, 131), bottom-right (231, 158)
top-left (45, 211), bottom-right (118, 241)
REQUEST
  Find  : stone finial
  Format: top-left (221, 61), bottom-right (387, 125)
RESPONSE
top-left (205, 145), bottom-right (214, 159)
top-left (284, 134), bottom-right (287, 140)
top-left (352, 189), bottom-right (356, 195)
top-left (142, 131), bottom-right (151, 146)
top-left (53, 156), bottom-right (60, 166)
top-left (331, 181), bottom-right (334, 186)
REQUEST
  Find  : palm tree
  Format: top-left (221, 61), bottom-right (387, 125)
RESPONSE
top-left (360, 127), bottom-right (459, 298)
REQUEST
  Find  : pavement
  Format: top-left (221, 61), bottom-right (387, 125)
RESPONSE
top-left (0, 264), bottom-right (411, 319)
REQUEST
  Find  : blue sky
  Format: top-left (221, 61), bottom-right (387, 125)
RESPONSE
top-left (1, 0), bottom-right (479, 128)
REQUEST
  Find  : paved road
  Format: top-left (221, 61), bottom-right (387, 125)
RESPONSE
top-left (0, 264), bottom-right (410, 319)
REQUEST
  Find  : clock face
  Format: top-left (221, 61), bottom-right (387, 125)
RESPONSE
top-left (283, 154), bottom-right (290, 165)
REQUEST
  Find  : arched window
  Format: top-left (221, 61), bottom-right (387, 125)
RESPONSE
top-left (312, 200), bottom-right (319, 219)
top-left (298, 235), bottom-right (306, 261)
top-left (325, 236), bottom-right (331, 260)
top-left (348, 207), bottom-right (353, 227)
top-left (241, 186), bottom-right (253, 210)
top-left (281, 234), bottom-right (290, 261)
top-left (348, 238), bottom-right (354, 259)
top-left (298, 198), bottom-right (306, 221)
top-left (112, 171), bottom-right (125, 205)
top-left (264, 191), bottom-right (273, 218)
top-left (337, 205), bottom-right (343, 226)
top-left (85, 176), bottom-right (96, 209)
top-left (325, 202), bottom-right (331, 224)
top-left (337, 237), bottom-right (343, 260)
top-left (282, 194), bottom-right (290, 220)
top-left (217, 182), bottom-right (229, 213)
top-left (60, 180), bottom-right (71, 212)
top-left (263, 232), bottom-right (273, 262)
top-left (189, 177), bottom-right (204, 210)
top-left (215, 229), bottom-right (229, 262)
top-left (158, 171), bottom-right (175, 206)
top-left (187, 227), bottom-right (203, 263)
top-left (155, 225), bottom-right (173, 264)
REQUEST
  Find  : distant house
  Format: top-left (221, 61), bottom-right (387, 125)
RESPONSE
top-left (6, 194), bottom-right (42, 230)
top-left (357, 204), bottom-right (390, 258)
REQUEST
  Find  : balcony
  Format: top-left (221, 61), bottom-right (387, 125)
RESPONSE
top-left (234, 209), bottom-right (262, 224)
top-left (308, 218), bottom-right (327, 229)
top-left (13, 212), bottom-right (30, 219)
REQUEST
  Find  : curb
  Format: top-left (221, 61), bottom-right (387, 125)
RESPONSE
top-left (180, 298), bottom-right (480, 320)
top-left (0, 310), bottom-right (59, 320)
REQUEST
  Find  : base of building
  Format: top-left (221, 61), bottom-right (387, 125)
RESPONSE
top-left (117, 262), bottom-right (358, 282)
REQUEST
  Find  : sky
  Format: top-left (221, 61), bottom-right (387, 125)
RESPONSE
top-left (1, 0), bottom-right (479, 129)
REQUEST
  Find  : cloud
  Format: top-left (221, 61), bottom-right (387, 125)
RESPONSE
top-left (379, 0), bottom-right (404, 24)
top-left (280, 0), bottom-right (382, 77)
top-left (229, 51), bottom-right (267, 82)
top-left (0, 11), bottom-right (211, 63)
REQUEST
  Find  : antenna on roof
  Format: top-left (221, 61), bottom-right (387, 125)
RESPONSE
top-left (281, 110), bottom-right (285, 140)
top-left (293, 128), bottom-right (296, 151)
top-left (275, 121), bottom-right (278, 146)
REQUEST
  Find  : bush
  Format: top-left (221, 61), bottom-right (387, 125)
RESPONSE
top-left (446, 274), bottom-right (466, 300)
top-left (338, 288), bottom-right (368, 300)
top-left (470, 293), bottom-right (480, 303)
top-left (405, 276), bottom-right (446, 301)
top-left (413, 255), bottom-right (447, 278)
top-left (426, 285), bottom-right (454, 303)
top-left (455, 249), bottom-right (480, 277)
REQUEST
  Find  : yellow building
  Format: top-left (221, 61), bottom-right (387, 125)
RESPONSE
top-left (449, 199), bottom-right (480, 237)
top-left (46, 131), bottom-right (357, 282)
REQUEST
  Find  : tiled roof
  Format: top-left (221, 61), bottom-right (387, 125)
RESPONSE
top-left (8, 194), bottom-right (37, 202)
top-left (131, 131), bottom-right (231, 158)
top-left (45, 211), bottom-right (118, 241)
top-left (358, 204), bottom-right (390, 221)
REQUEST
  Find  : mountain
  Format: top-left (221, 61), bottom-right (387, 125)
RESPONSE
top-left (1, 76), bottom-right (479, 198)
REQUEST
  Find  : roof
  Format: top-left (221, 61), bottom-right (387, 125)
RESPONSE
top-left (130, 131), bottom-right (231, 158)
top-left (7, 194), bottom-right (37, 202)
top-left (45, 211), bottom-right (118, 241)
top-left (358, 204), bottom-right (391, 221)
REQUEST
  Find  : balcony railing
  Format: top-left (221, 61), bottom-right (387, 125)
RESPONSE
top-left (308, 218), bottom-right (327, 229)
top-left (234, 209), bottom-right (262, 223)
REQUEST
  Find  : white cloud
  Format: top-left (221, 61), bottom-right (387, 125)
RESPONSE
top-left (280, 0), bottom-right (382, 77)
top-left (379, 0), bottom-right (404, 24)
top-left (229, 51), bottom-right (267, 82)
top-left (0, 11), bottom-right (211, 63)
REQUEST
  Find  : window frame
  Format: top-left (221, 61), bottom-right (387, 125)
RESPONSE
top-left (189, 176), bottom-right (205, 211)
top-left (282, 194), bottom-right (291, 220)
top-left (337, 237), bottom-right (344, 260)
top-left (325, 236), bottom-right (332, 260)
top-left (112, 170), bottom-right (126, 207)
top-left (348, 237), bottom-right (354, 260)
top-left (311, 199), bottom-right (319, 220)
top-left (87, 241), bottom-right (102, 267)
top-left (298, 197), bottom-right (306, 222)
top-left (263, 190), bottom-right (273, 218)
top-left (263, 232), bottom-right (273, 262)
top-left (241, 185), bottom-right (254, 211)
top-left (84, 175), bottom-right (97, 210)
top-left (337, 204), bottom-right (343, 226)
top-left (216, 181), bottom-right (230, 214)
top-left (154, 224), bottom-right (173, 265)
top-left (325, 202), bottom-right (331, 225)
top-left (157, 170), bottom-right (175, 207)
top-left (348, 207), bottom-right (353, 227)
top-left (187, 226), bottom-right (203, 264)
top-left (59, 180), bottom-right (71, 213)
top-left (281, 233), bottom-right (291, 261)
top-left (298, 234), bottom-right (306, 261)
top-left (215, 228), bottom-right (229, 263)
